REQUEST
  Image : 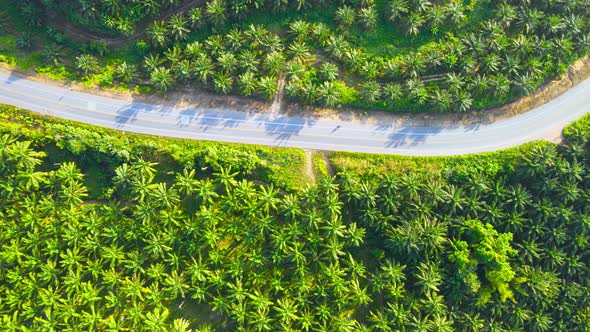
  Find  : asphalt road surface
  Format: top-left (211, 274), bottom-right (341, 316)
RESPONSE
top-left (1, 71), bottom-right (589, 156)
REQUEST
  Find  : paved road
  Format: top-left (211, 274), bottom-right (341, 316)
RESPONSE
top-left (0, 71), bottom-right (589, 156)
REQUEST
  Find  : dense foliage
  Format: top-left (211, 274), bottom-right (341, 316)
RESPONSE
top-left (1, 108), bottom-right (590, 330)
top-left (5, 0), bottom-right (590, 111)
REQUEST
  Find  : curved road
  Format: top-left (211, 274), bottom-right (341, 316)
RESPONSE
top-left (0, 71), bottom-right (589, 156)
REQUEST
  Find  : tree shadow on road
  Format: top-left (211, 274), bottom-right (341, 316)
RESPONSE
top-left (115, 102), bottom-right (174, 127)
top-left (385, 126), bottom-right (443, 148)
top-left (177, 108), bottom-right (249, 130)
top-left (256, 114), bottom-right (317, 142)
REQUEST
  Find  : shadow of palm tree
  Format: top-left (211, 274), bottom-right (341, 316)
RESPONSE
top-left (257, 115), bottom-right (317, 142)
top-left (177, 108), bottom-right (250, 130)
top-left (220, 111), bottom-right (248, 128)
top-left (464, 123), bottom-right (482, 132)
top-left (177, 109), bottom-right (197, 127)
top-left (4, 73), bottom-right (20, 85)
top-left (373, 123), bottom-right (395, 132)
top-left (385, 126), bottom-right (443, 148)
top-left (115, 105), bottom-right (141, 127)
top-left (196, 110), bottom-right (224, 131)
top-left (115, 102), bottom-right (174, 127)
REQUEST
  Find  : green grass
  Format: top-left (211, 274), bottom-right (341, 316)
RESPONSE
top-left (327, 140), bottom-right (551, 179)
top-left (563, 112), bottom-right (590, 139)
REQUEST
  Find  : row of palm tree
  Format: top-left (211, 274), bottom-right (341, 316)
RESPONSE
top-left (14, 0), bottom-right (590, 111)
top-left (1, 109), bottom-right (590, 330)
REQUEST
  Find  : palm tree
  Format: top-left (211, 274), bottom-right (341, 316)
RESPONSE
top-left (430, 88), bottom-right (452, 112)
top-left (320, 63), bottom-right (339, 81)
top-left (289, 20), bottom-right (311, 40)
top-left (195, 54), bottom-right (215, 84)
top-left (517, 8), bottom-right (545, 34)
top-left (258, 76), bottom-right (278, 100)
top-left (238, 50), bottom-right (260, 72)
top-left (238, 71), bottom-right (258, 96)
top-left (428, 5), bottom-right (446, 29)
top-left (205, 35), bottom-right (225, 56)
top-left (42, 44), bottom-right (61, 65)
top-left (495, 3), bottom-right (517, 28)
top-left (144, 307), bottom-right (170, 332)
top-left (170, 318), bottom-right (192, 332)
top-left (446, 2), bottom-right (466, 26)
top-left (335, 5), bottom-right (356, 28)
top-left (359, 7), bottom-right (378, 31)
top-left (318, 81), bottom-right (342, 107)
top-left (168, 14), bottom-right (190, 42)
top-left (76, 54), bottom-right (100, 76)
top-left (164, 46), bottom-right (183, 68)
top-left (189, 7), bottom-right (203, 28)
top-left (513, 73), bottom-right (536, 96)
top-left (147, 20), bottom-right (168, 48)
top-left (141, 0), bottom-right (162, 16)
top-left (406, 78), bottom-right (428, 105)
top-left (289, 41), bottom-right (311, 63)
top-left (115, 62), bottom-right (137, 83)
top-left (360, 80), bottom-right (382, 103)
top-left (226, 29), bottom-right (245, 51)
top-left (451, 90), bottom-right (472, 112)
top-left (388, 0), bottom-right (409, 21)
top-left (163, 270), bottom-right (189, 299)
top-left (217, 51), bottom-right (238, 74)
top-left (213, 72), bottom-right (233, 94)
top-left (369, 310), bottom-right (392, 331)
top-left (206, 0), bottom-right (227, 26)
top-left (445, 72), bottom-right (465, 92)
top-left (185, 41), bottom-right (204, 60)
top-left (144, 54), bottom-right (164, 73)
top-left (406, 13), bottom-right (425, 35)
top-left (275, 297), bottom-right (300, 326)
top-left (249, 307), bottom-right (273, 331)
top-left (150, 67), bottom-right (175, 92)
top-left (403, 53), bottom-right (425, 78)
top-left (264, 51), bottom-right (285, 77)
top-left (214, 166), bottom-right (238, 192)
top-left (383, 83), bottom-right (403, 104)
top-left (173, 60), bottom-right (192, 82)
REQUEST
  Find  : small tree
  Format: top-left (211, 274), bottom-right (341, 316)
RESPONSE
top-left (359, 6), bottom-right (378, 31)
top-left (213, 72), bottom-right (233, 94)
top-left (451, 219), bottom-right (518, 303)
top-left (258, 76), bottom-right (278, 100)
top-left (115, 62), bottom-right (137, 83)
top-left (319, 63), bottom-right (339, 81)
top-left (147, 20), bottom-right (168, 48)
top-left (150, 67), bottom-right (175, 92)
top-left (206, 0), bottom-right (227, 26)
top-left (318, 81), bottom-right (342, 107)
top-left (335, 5), bottom-right (356, 29)
top-left (238, 71), bottom-right (257, 96)
top-left (76, 54), bottom-right (100, 76)
top-left (168, 14), bottom-right (190, 42)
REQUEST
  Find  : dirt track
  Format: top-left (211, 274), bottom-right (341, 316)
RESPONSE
top-left (53, 0), bottom-right (201, 46)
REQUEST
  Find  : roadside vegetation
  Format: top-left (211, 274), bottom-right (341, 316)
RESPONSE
top-left (1, 104), bottom-right (590, 330)
top-left (0, 0), bottom-right (588, 112)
